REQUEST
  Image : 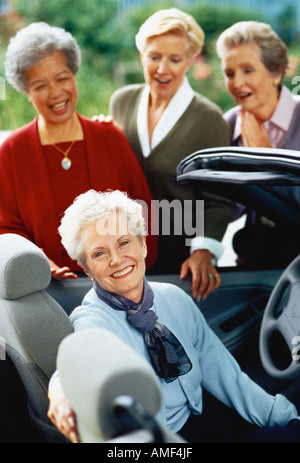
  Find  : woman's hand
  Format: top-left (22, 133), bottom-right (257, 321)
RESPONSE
top-left (240, 110), bottom-right (271, 147)
top-left (40, 249), bottom-right (78, 280)
top-left (92, 114), bottom-right (124, 132)
top-left (48, 258), bottom-right (78, 280)
top-left (48, 375), bottom-right (80, 443)
top-left (180, 249), bottom-right (221, 301)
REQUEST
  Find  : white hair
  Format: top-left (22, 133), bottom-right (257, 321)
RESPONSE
top-left (216, 21), bottom-right (288, 80)
top-left (59, 190), bottom-right (146, 267)
top-left (5, 22), bottom-right (81, 93)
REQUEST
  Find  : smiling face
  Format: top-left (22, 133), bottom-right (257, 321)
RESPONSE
top-left (26, 50), bottom-right (78, 126)
top-left (80, 212), bottom-right (147, 303)
top-left (222, 42), bottom-right (280, 121)
top-left (140, 33), bottom-right (194, 103)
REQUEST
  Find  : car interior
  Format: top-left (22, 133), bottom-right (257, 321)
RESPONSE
top-left (1, 146), bottom-right (300, 443)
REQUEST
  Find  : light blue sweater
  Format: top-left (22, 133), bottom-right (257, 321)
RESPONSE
top-left (70, 281), bottom-right (298, 432)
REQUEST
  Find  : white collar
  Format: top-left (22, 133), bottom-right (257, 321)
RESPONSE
top-left (268, 85), bottom-right (297, 130)
top-left (137, 77), bottom-right (194, 157)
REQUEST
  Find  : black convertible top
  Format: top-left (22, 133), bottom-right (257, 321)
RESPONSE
top-left (176, 146), bottom-right (300, 229)
top-left (176, 146), bottom-right (300, 186)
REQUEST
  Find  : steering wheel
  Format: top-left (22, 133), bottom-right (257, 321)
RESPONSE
top-left (259, 254), bottom-right (300, 380)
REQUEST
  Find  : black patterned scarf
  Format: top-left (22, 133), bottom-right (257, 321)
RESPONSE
top-left (94, 278), bottom-right (192, 383)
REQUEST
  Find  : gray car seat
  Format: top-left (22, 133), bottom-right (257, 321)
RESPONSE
top-left (0, 233), bottom-right (184, 443)
top-left (57, 328), bottom-right (185, 443)
top-left (0, 233), bottom-right (73, 443)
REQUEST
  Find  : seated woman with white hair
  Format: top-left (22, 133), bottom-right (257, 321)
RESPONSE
top-left (48, 189), bottom-right (300, 443)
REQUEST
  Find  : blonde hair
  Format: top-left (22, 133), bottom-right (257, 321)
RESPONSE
top-left (216, 21), bottom-right (288, 80)
top-left (135, 8), bottom-right (204, 57)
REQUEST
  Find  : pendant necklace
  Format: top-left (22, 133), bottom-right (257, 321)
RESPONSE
top-left (50, 140), bottom-right (76, 170)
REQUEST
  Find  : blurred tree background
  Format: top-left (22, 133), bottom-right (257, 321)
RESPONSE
top-left (0, 0), bottom-right (299, 130)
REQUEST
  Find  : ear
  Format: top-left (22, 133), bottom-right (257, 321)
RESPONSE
top-left (186, 55), bottom-right (196, 71)
top-left (142, 235), bottom-right (147, 259)
top-left (83, 266), bottom-right (95, 281)
top-left (139, 51), bottom-right (145, 63)
top-left (190, 55), bottom-right (197, 66)
top-left (277, 71), bottom-right (284, 86)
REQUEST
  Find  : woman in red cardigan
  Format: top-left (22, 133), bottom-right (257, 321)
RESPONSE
top-left (0, 22), bottom-right (157, 279)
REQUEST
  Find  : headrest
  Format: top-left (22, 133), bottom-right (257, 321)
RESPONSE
top-left (57, 328), bottom-right (162, 442)
top-left (0, 234), bottom-right (51, 299)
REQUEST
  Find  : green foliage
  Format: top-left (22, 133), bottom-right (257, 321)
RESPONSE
top-left (75, 64), bottom-right (117, 119)
top-left (187, 3), bottom-right (264, 42)
top-left (114, 1), bottom-right (264, 58)
top-left (0, 85), bottom-right (36, 130)
top-left (0, 0), bottom-right (300, 130)
top-left (15, 0), bottom-right (119, 57)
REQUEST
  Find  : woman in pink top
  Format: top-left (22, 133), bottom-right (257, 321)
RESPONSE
top-left (216, 21), bottom-right (300, 267)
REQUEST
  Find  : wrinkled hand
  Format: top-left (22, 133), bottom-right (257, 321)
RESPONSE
top-left (48, 375), bottom-right (80, 443)
top-left (180, 249), bottom-right (221, 301)
top-left (240, 110), bottom-right (271, 148)
top-left (48, 257), bottom-right (78, 280)
top-left (92, 114), bottom-right (124, 132)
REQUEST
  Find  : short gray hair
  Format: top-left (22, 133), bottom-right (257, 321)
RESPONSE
top-left (216, 21), bottom-right (288, 81)
top-left (59, 190), bottom-right (146, 268)
top-left (135, 8), bottom-right (205, 58)
top-left (5, 22), bottom-right (81, 93)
